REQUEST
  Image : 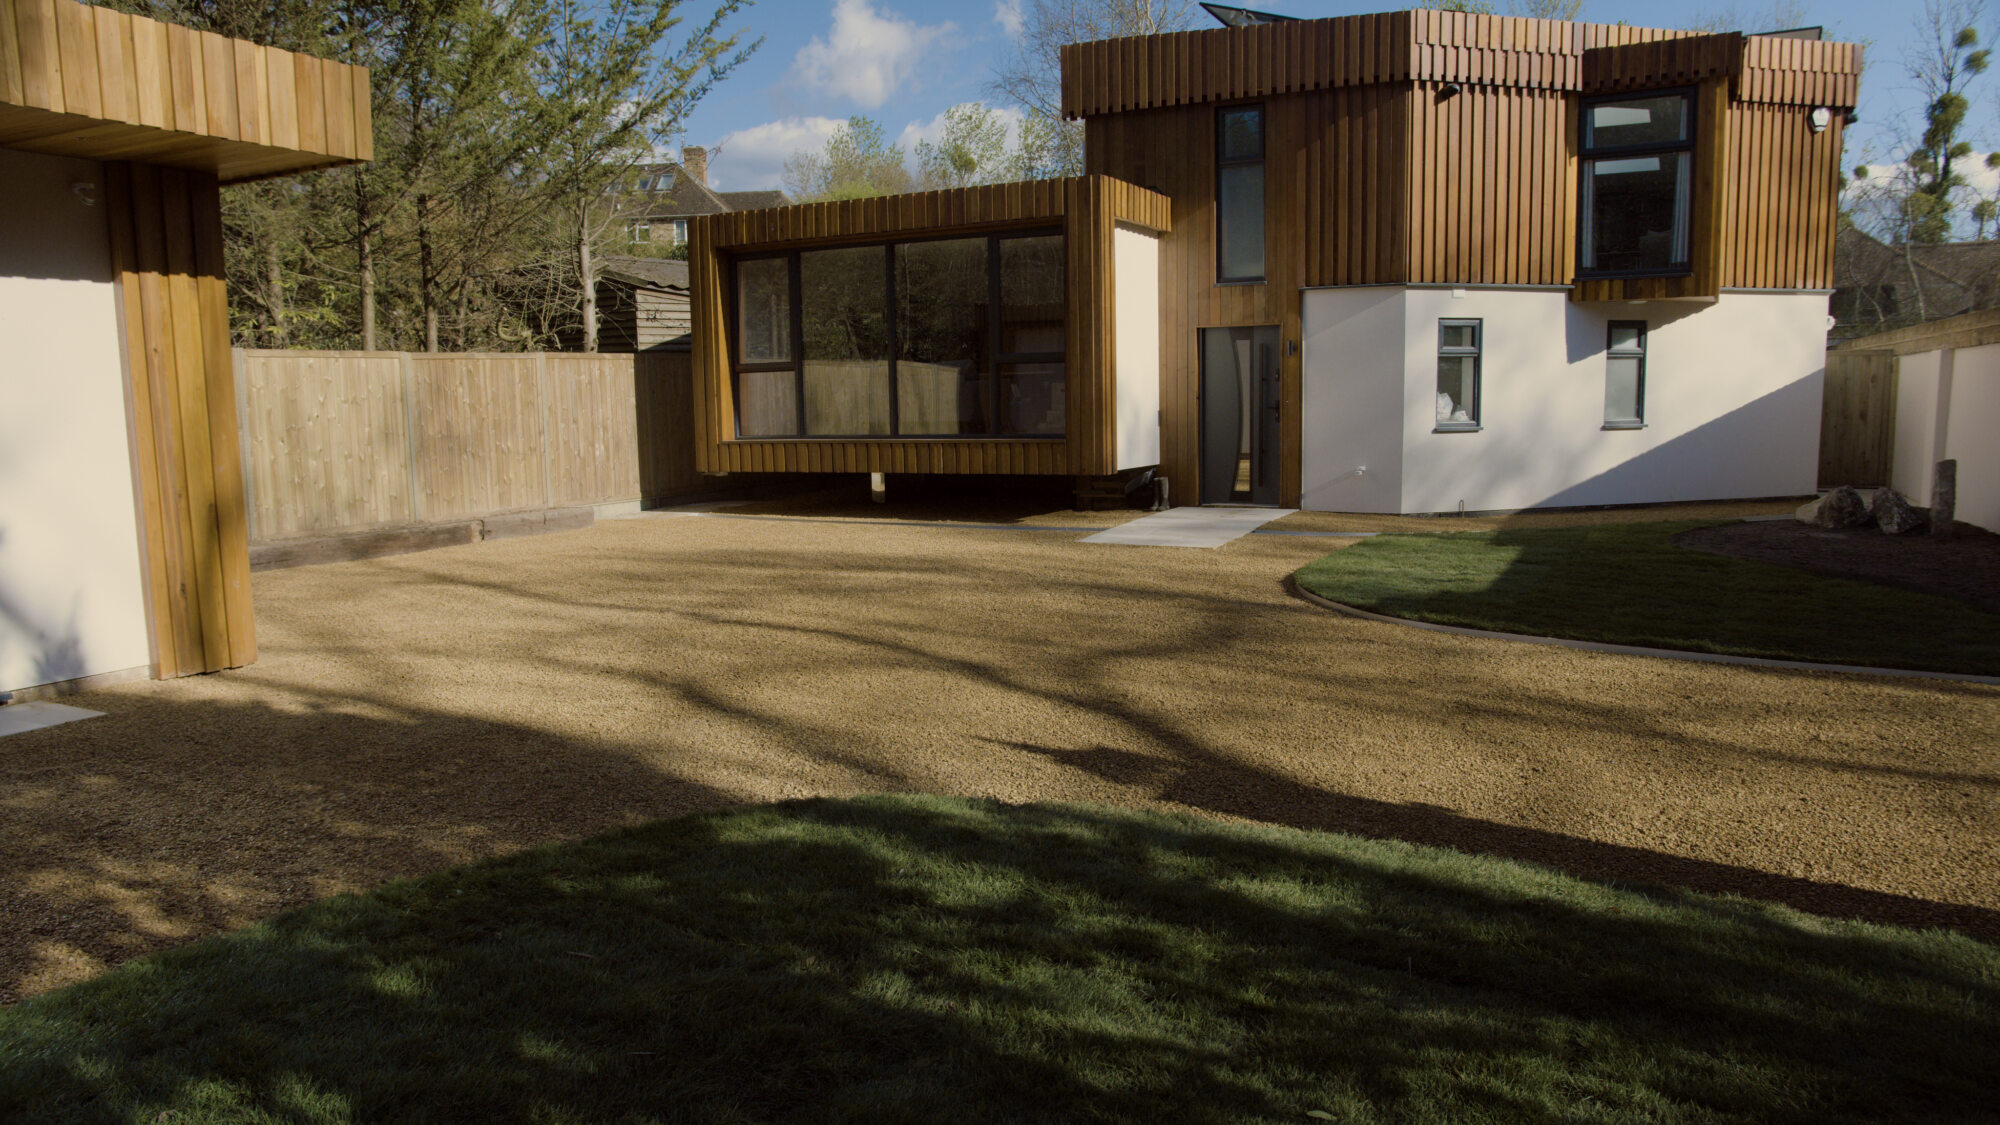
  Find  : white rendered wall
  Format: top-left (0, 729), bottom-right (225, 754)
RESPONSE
top-left (1891, 344), bottom-right (2000, 530)
top-left (1301, 287), bottom-right (1828, 514)
top-left (1113, 225), bottom-right (1161, 471)
top-left (0, 149), bottom-right (152, 693)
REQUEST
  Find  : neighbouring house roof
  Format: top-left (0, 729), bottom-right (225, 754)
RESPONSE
top-left (624, 162), bottom-right (791, 221)
top-left (1832, 226), bottom-right (2000, 339)
top-left (0, 0), bottom-right (371, 181)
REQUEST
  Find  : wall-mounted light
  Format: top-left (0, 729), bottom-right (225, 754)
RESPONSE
top-left (1809, 106), bottom-right (1831, 134)
top-left (1439, 81), bottom-right (1462, 99)
top-left (72, 181), bottom-right (96, 207)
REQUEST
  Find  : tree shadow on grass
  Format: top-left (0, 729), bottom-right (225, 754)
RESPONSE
top-left (1, 795), bottom-right (1993, 1124)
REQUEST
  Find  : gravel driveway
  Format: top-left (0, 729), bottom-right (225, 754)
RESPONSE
top-left (4, 508), bottom-right (1995, 1001)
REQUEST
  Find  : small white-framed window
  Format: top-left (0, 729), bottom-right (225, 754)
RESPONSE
top-left (672, 219), bottom-right (689, 244)
top-left (631, 221), bottom-right (651, 243)
top-left (1436, 319), bottom-right (1481, 430)
top-left (1605, 321), bottom-right (1646, 428)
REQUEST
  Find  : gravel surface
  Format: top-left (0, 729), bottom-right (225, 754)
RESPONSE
top-left (3, 509), bottom-right (1995, 1003)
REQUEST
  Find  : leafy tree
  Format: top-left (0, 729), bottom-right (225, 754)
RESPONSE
top-left (915, 103), bottom-right (1015, 190)
top-left (1902, 1), bottom-right (1990, 243)
top-left (783, 117), bottom-right (913, 200)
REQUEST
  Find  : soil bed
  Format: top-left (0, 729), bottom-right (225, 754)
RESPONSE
top-left (1677, 520), bottom-right (2000, 613)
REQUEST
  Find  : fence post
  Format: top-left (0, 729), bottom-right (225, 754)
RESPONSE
top-left (234, 349), bottom-right (256, 543)
top-left (538, 353), bottom-right (554, 509)
top-left (401, 352), bottom-right (423, 524)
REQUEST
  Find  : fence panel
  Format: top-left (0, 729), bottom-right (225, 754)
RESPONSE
top-left (1819, 351), bottom-right (1898, 488)
top-left (238, 349), bottom-right (705, 541)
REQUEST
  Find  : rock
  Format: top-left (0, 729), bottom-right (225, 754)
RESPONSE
top-left (1871, 488), bottom-right (1930, 535)
top-left (1797, 486), bottom-right (1870, 528)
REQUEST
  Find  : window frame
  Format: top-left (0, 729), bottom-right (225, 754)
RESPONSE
top-left (1577, 88), bottom-right (1697, 281)
top-left (726, 228), bottom-right (1067, 440)
top-left (1215, 103), bottom-right (1267, 285)
top-left (1434, 318), bottom-right (1483, 433)
top-left (1603, 320), bottom-right (1647, 430)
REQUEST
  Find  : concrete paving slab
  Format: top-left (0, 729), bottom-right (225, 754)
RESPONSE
top-left (1081, 506), bottom-right (1297, 548)
top-left (0, 702), bottom-right (105, 738)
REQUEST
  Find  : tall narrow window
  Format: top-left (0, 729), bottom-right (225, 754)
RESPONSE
top-left (1580, 92), bottom-right (1693, 276)
top-left (734, 255), bottom-right (797, 437)
top-left (1216, 105), bottom-right (1265, 283)
top-left (1436, 319), bottom-right (1481, 430)
top-left (1605, 321), bottom-right (1646, 428)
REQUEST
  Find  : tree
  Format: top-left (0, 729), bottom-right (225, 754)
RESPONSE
top-left (1682, 2), bottom-right (1810, 34)
top-left (782, 117), bottom-right (913, 201)
top-left (915, 103), bottom-right (1015, 190)
top-left (987, 0), bottom-right (1195, 178)
top-left (1901, 1), bottom-right (1990, 243)
top-left (528, 0), bottom-right (757, 350)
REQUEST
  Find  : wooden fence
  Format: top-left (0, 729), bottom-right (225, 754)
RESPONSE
top-left (1817, 350), bottom-right (1898, 488)
top-left (235, 350), bottom-right (701, 541)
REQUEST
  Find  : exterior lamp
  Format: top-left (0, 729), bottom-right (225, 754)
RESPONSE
top-left (1809, 107), bottom-right (1831, 133)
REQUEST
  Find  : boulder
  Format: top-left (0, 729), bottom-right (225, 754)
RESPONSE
top-left (1871, 488), bottom-right (1930, 535)
top-left (1796, 486), bottom-right (1870, 528)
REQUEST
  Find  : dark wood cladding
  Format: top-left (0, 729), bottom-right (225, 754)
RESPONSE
top-left (1407, 82), bottom-right (1570, 286)
top-left (103, 161), bottom-right (256, 678)
top-left (1721, 100), bottom-right (1845, 289)
top-left (1063, 11), bottom-right (1857, 118)
top-left (687, 176), bottom-right (1169, 478)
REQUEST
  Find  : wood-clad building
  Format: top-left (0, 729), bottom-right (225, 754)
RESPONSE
top-left (0, 0), bottom-right (369, 696)
top-left (690, 8), bottom-right (1862, 514)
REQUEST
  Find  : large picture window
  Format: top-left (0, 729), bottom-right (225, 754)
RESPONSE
top-left (729, 231), bottom-right (1066, 439)
top-left (1579, 92), bottom-right (1693, 276)
top-left (1216, 105), bottom-right (1265, 283)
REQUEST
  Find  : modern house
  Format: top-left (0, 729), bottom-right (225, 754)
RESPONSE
top-left (0, 0), bottom-right (370, 696)
top-left (624, 147), bottom-right (789, 250)
top-left (687, 10), bottom-right (1860, 512)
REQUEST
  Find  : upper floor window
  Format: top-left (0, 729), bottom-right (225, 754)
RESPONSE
top-left (1217, 105), bottom-right (1265, 283)
top-left (1580, 93), bottom-right (1692, 277)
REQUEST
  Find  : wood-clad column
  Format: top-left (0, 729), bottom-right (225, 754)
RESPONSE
top-left (103, 160), bottom-right (256, 678)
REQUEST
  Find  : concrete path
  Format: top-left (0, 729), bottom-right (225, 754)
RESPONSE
top-left (0, 702), bottom-right (103, 738)
top-left (1081, 506), bottom-right (1298, 548)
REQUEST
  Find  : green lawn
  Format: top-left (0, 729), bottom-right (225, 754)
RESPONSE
top-left (1293, 521), bottom-right (2000, 675)
top-left (2, 796), bottom-right (1995, 1124)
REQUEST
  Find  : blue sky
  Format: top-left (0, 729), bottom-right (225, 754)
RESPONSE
top-left (675, 0), bottom-right (1965, 195)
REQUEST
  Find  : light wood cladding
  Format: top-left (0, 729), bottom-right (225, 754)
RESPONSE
top-left (1581, 33), bottom-right (1741, 94)
top-left (1720, 100), bottom-right (1844, 289)
top-left (687, 176), bottom-right (1170, 479)
top-left (1406, 82), bottom-right (1570, 286)
top-left (0, 0), bottom-right (369, 181)
top-left (104, 161), bottom-right (255, 678)
top-left (1062, 11), bottom-right (1858, 117)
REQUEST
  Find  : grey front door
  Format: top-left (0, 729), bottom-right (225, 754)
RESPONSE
top-left (1199, 326), bottom-right (1281, 505)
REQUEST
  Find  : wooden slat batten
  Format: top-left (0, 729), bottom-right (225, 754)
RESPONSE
top-left (103, 160), bottom-right (256, 678)
top-left (0, 0), bottom-right (368, 180)
top-left (1580, 33), bottom-right (1742, 95)
top-left (688, 176), bottom-right (1166, 477)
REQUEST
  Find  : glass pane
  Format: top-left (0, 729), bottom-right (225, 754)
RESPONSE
top-left (1218, 163), bottom-right (1265, 280)
top-left (1440, 322), bottom-right (1478, 351)
top-left (1606, 357), bottom-right (1643, 425)
top-left (801, 246), bottom-right (890, 435)
top-left (1219, 107), bottom-right (1263, 159)
top-left (1586, 96), bottom-right (1688, 149)
top-left (737, 257), bottom-right (790, 363)
top-left (1583, 152), bottom-right (1686, 272)
top-left (896, 238), bottom-right (991, 435)
top-left (999, 362), bottom-right (1065, 435)
top-left (1436, 355), bottom-right (1477, 425)
top-left (736, 369), bottom-right (798, 437)
top-left (1000, 236), bottom-right (1065, 354)
top-left (1609, 323), bottom-right (1645, 353)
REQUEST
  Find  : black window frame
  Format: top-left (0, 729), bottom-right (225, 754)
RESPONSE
top-left (1215, 103), bottom-right (1266, 285)
top-left (726, 228), bottom-right (1067, 440)
top-left (1435, 318), bottom-right (1482, 433)
top-left (1603, 319), bottom-right (1647, 429)
top-left (1577, 88), bottom-right (1696, 281)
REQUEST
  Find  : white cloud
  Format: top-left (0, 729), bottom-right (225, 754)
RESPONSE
top-left (790, 0), bottom-right (956, 109)
top-left (993, 0), bottom-right (1026, 39)
top-left (709, 116), bottom-right (847, 191)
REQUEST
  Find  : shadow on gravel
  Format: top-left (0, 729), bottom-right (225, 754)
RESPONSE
top-left (3, 795), bottom-right (1995, 1124)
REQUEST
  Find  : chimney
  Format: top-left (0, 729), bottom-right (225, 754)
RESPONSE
top-left (682, 146), bottom-right (707, 186)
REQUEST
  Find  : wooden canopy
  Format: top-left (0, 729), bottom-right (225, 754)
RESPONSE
top-left (0, 0), bottom-right (370, 182)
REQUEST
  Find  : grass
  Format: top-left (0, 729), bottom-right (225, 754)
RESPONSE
top-left (2, 796), bottom-right (1996, 1124)
top-left (1293, 520), bottom-right (2000, 675)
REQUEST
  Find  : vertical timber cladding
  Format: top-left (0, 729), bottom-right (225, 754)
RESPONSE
top-left (103, 161), bottom-right (255, 678)
top-left (687, 176), bottom-right (1169, 477)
